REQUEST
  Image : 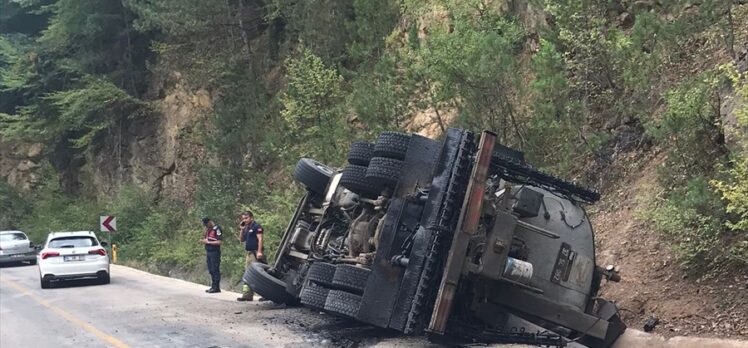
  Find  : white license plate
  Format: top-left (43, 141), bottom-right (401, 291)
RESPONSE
top-left (64, 255), bottom-right (85, 262)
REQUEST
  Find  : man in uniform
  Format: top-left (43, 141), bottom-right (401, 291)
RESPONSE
top-left (201, 217), bottom-right (223, 293)
top-left (237, 211), bottom-right (263, 301)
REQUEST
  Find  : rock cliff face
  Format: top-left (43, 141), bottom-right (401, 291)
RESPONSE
top-left (85, 76), bottom-right (211, 203)
top-left (0, 73), bottom-right (212, 204)
top-left (720, 45), bottom-right (748, 154)
top-left (0, 141), bottom-right (44, 191)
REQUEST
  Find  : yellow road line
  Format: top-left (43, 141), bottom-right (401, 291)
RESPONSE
top-left (1, 278), bottom-right (130, 348)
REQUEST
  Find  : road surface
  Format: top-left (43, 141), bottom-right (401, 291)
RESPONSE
top-left (2, 263), bottom-right (745, 348)
top-left (0, 263), bottom-right (473, 348)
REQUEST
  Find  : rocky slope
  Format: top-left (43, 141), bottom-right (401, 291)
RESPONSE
top-left (1, 73), bottom-right (211, 204)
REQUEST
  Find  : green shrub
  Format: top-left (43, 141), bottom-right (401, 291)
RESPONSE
top-left (280, 49), bottom-right (349, 164)
top-left (712, 157), bottom-right (748, 268)
top-left (526, 39), bottom-right (589, 174)
top-left (637, 177), bottom-right (743, 272)
top-left (713, 65), bottom-right (748, 233)
top-left (714, 154), bottom-right (748, 233)
top-left (0, 181), bottom-right (29, 230)
top-left (710, 64), bottom-right (748, 267)
top-left (639, 71), bottom-right (746, 273)
top-left (14, 165), bottom-right (99, 243)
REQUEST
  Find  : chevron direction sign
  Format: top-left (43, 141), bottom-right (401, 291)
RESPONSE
top-left (100, 216), bottom-right (117, 233)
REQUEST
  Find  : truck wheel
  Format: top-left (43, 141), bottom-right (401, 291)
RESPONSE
top-left (373, 131), bottom-right (410, 160)
top-left (306, 262), bottom-right (336, 287)
top-left (340, 164), bottom-right (381, 198)
top-left (293, 158), bottom-right (334, 194)
top-left (244, 263), bottom-right (299, 305)
top-left (347, 141), bottom-right (374, 166)
top-left (300, 283), bottom-right (329, 310)
top-left (331, 264), bottom-right (370, 294)
top-left (324, 290), bottom-right (362, 319)
top-left (366, 157), bottom-right (403, 187)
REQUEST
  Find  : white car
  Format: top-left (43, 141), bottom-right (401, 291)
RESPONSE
top-left (0, 230), bottom-right (38, 265)
top-left (38, 231), bottom-right (110, 289)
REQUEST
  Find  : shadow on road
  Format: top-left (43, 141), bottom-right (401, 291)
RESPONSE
top-left (274, 307), bottom-right (445, 348)
top-left (44, 278), bottom-right (109, 289)
top-left (0, 261), bottom-right (36, 268)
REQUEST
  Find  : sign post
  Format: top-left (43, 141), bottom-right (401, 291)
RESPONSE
top-left (100, 216), bottom-right (116, 261)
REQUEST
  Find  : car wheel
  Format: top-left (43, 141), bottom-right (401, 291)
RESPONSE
top-left (293, 158), bottom-right (334, 194)
top-left (347, 141), bottom-right (375, 166)
top-left (373, 131), bottom-right (410, 160)
top-left (40, 278), bottom-right (51, 289)
top-left (306, 262), bottom-right (336, 287)
top-left (324, 290), bottom-right (362, 319)
top-left (244, 262), bottom-right (299, 305)
top-left (331, 264), bottom-right (371, 294)
top-left (300, 283), bottom-right (329, 310)
top-left (99, 274), bottom-right (111, 285)
top-left (340, 164), bottom-right (381, 198)
top-left (366, 157), bottom-right (403, 187)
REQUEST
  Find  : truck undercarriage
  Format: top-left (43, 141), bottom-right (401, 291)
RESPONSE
top-left (245, 128), bottom-right (626, 347)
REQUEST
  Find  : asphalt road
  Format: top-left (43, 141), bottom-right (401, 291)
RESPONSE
top-left (3, 263), bottom-right (743, 348)
top-left (0, 263), bottom-right (466, 348)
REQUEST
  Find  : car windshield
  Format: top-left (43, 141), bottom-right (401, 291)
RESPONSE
top-left (0, 233), bottom-right (27, 242)
top-left (48, 236), bottom-right (98, 248)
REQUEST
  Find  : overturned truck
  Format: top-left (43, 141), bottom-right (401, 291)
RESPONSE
top-left (245, 129), bottom-right (625, 347)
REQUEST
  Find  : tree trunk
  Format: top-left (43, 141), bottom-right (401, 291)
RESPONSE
top-left (237, 0), bottom-right (253, 74)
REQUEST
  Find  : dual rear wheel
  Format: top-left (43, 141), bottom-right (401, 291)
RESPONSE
top-left (340, 132), bottom-right (411, 198)
top-left (300, 262), bottom-right (372, 319)
top-left (292, 132), bottom-right (410, 316)
top-left (291, 132), bottom-right (411, 198)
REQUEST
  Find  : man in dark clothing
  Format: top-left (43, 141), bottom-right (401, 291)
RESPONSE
top-left (201, 217), bottom-right (223, 293)
top-left (237, 211), bottom-right (263, 301)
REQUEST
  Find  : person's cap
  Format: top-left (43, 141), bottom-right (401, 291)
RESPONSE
top-left (201, 217), bottom-right (211, 225)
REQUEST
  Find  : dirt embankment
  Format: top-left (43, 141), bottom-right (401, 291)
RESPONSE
top-left (591, 152), bottom-right (748, 338)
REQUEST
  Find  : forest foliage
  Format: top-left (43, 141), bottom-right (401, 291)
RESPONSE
top-left (1, 0), bottom-right (746, 283)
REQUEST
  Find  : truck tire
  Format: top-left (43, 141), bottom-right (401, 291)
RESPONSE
top-left (373, 131), bottom-right (410, 160)
top-left (347, 141), bottom-right (374, 166)
top-left (331, 264), bottom-right (370, 294)
top-left (244, 263), bottom-right (299, 305)
top-left (366, 157), bottom-right (403, 187)
top-left (306, 262), bottom-right (336, 287)
top-left (293, 158), bottom-right (334, 194)
top-left (300, 283), bottom-right (329, 310)
top-left (324, 290), bottom-right (362, 319)
top-left (340, 164), bottom-right (381, 198)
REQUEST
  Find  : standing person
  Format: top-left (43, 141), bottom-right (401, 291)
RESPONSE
top-left (201, 217), bottom-right (223, 293)
top-left (237, 211), bottom-right (263, 301)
